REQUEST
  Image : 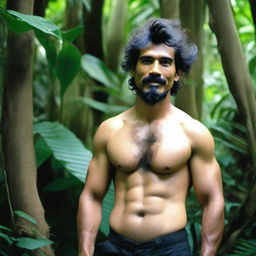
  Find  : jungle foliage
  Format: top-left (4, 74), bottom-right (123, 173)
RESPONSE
top-left (0, 0), bottom-right (255, 255)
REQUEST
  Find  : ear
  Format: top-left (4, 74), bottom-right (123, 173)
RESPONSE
top-left (175, 70), bottom-right (181, 81)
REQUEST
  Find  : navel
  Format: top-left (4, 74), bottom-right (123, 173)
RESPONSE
top-left (136, 211), bottom-right (146, 217)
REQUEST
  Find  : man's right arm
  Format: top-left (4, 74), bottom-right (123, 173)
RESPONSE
top-left (77, 121), bottom-right (113, 256)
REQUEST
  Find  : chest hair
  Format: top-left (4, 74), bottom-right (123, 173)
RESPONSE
top-left (132, 126), bottom-right (159, 171)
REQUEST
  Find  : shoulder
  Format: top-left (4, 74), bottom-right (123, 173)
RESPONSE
top-left (172, 107), bottom-right (215, 157)
top-left (93, 110), bottom-right (129, 149)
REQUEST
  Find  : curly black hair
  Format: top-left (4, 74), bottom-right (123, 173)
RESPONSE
top-left (121, 18), bottom-right (197, 95)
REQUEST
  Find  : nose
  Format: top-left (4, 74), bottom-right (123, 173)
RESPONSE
top-left (149, 61), bottom-right (161, 76)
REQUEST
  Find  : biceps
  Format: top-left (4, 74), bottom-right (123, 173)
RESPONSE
top-left (190, 156), bottom-right (223, 205)
top-left (84, 155), bottom-right (112, 200)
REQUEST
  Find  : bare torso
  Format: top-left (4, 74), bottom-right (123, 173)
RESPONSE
top-left (106, 105), bottom-right (193, 242)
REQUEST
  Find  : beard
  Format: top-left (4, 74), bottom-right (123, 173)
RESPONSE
top-left (129, 75), bottom-right (169, 105)
top-left (135, 86), bottom-right (169, 105)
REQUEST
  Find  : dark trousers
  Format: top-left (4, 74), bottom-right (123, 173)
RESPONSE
top-left (94, 228), bottom-right (192, 256)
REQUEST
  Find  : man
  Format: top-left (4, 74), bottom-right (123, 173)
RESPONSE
top-left (77, 18), bottom-right (224, 256)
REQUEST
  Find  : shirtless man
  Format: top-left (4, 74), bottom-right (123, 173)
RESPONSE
top-left (77, 18), bottom-right (224, 256)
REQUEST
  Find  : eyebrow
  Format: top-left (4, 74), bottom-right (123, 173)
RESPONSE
top-left (140, 55), bottom-right (174, 63)
top-left (140, 56), bottom-right (153, 61)
top-left (160, 57), bottom-right (174, 63)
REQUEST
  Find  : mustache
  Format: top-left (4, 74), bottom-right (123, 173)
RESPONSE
top-left (142, 75), bottom-right (167, 85)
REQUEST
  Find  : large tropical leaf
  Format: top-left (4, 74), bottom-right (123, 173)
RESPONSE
top-left (0, 8), bottom-right (61, 39)
top-left (74, 97), bottom-right (128, 115)
top-left (100, 183), bottom-right (115, 235)
top-left (81, 54), bottom-right (119, 89)
top-left (33, 121), bottom-right (92, 182)
top-left (35, 30), bottom-right (58, 68)
top-left (61, 25), bottom-right (84, 42)
top-left (56, 41), bottom-right (81, 98)
top-left (34, 137), bottom-right (52, 168)
top-left (33, 121), bottom-right (115, 235)
top-left (0, 7), bottom-right (31, 33)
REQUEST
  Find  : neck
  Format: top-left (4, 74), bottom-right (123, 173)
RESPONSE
top-left (133, 93), bottom-right (172, 123)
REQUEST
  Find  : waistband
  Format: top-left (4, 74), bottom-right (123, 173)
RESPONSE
top-left (108, 228), bottom-right (188, 249)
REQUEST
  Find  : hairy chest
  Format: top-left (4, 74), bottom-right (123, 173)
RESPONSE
top-left (106, 122), bottom-right (191, 174)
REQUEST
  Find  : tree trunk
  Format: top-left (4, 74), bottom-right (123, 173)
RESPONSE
top-left (0, 13), bottom-right (7, 110)
top-left (207, 0), bottom-right (256, 167)
top-left (192, 0), bottom-right (205, 120)
top-left (83, 0), bottom-right (107, 129)
top-left (159, 0), bottom-right (179, 19)
top-left (58, 0), bottom-right (94, 147)
top-left (175, 0), bottom-right (205, 120)
top-left (207, 0), bottom-right (256, 254)
top-left (83, 0), bottom-right (104, 60)
top-left (104, 0), bottom-right (128, 72)
top-left (249, 0), bottom-right (256, 33)
top-left (63, 0), bottom-right (84, 51)
top-left (2, 1), bottom-right (54, 255)
top-left (33, 0), bottom-right (49, 17)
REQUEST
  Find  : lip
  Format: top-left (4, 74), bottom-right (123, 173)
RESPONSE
top-left (145, 82), bottom-right (161, 87)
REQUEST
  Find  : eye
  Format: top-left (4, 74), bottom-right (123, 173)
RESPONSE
top-left (160, 58), bottom-right (173, 67)
top-left (161, 61), bottom-right (170, 67)
top-left (140, 57), bottom-right (153, 65)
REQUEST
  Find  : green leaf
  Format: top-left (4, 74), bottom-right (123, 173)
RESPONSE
top-left (35, 29), bottom-right (58, 68)
top-left (44, 176), bottom-right (81, 192)
top-left (15, 237), bottom-right (53, 250)
top-left (0, 250), bottom-right (9, 256)
top-left (0, 225), bottom-right (11, 232)
top-left (14, 210), bottom-right (37, 225)
top-left (33, 122), bottom-right (92, 182)
top-left (0, 232), bottom-right (13, 244)
top-left (61, 25), bottom-right (84, 42)
top-left (56, 41), bottom-right (81, 98)
top-left (81, 54), bottom-right (119, 89)
top-left (214, 137), bottom-right (248, 155)
top-left (93, 77), bottom-right (134, 106)
top-left (211, 124), bottom-right (249, 154)
top-left (7, 9), bottom-right (61, 39)
top-left (0, 8), bottom-right (32, 33)
top-left (210, 93), bottom-right (230, 119)
top-left (100, 182), bottom-right (115, 235)
top-left (34, 137), bottom-right (52, 168)
top-left (249, 56), bottom-right (256, 75)
top-left (231, 239), bottom-right (256, 255)
top-left (76, 97), bottom-right (127, 115)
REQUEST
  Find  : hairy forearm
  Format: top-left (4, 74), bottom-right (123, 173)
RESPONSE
top-left (200, 199), bottom-right (225, 256)
top-left (77, 194), bottom-right (103, 256)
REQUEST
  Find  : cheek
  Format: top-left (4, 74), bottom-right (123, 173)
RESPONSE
top-left (166, 76), bottom-right (176, 88)
top-left (135, 67), bottom-right (147, 78)
top-left (134, 69), bottom-right (146, 82)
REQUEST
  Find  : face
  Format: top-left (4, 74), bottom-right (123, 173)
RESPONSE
top-left (132, 44), bottom-right (180, 104)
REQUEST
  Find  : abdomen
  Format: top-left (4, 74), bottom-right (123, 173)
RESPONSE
top-left (109, 167), bottom-right (190, 242)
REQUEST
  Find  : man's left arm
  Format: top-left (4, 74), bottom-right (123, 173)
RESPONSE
top-left (189, 122), bottom-right (224, 256)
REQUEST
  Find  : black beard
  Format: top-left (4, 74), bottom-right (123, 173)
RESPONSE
top-left (135, 85), bottom-right (169, 105)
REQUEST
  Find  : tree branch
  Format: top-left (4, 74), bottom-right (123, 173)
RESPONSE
top-left (206, 0), bottom-right (256, 253)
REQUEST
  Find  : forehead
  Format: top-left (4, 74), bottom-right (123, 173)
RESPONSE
top-left (139, 44), bottom-right (175, 58)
